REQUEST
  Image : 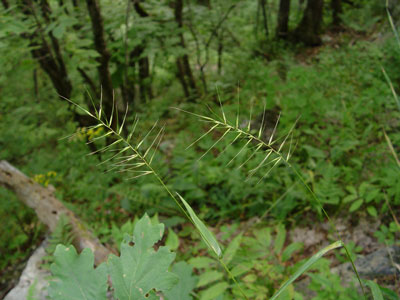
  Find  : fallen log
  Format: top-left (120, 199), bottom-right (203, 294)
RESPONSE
top-left (0, 160), bottom-right (113, 265)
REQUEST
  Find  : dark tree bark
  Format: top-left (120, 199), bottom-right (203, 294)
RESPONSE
top-left (1, 0), bottom-right (9, 9)
top-left (129, 45), bottom-right (153, 103)
top-left (217, 30), bottom-right (224, 75)
top-left (138, 53), bottom-right (153, 101)
top-left (174, 0), bottom-right (197, 100)
top-left (276, 0), bottom-right (291, 39)
top-left (33, 69), bottom-right (39, 101)
top-left (331, 0), bottom-right (342, 29)
top-left (128, 1), bottom-right (153, 103)
top-left (294, 0), bottom-right (324, 46)
top-left (30, 40), bottom-right (73, 98)
top-left (39, 0), bottom-right (71, 94)
top-left (11, 0), bottom-right (102, 131)
top-left (197, 0), bottom-right (210, 7)
top-left (77, 67), bottom-right (99, 99)
top-left (85, 0), bottom-right (115, 114)
top-left (17, 0), bottom-right (72, 99)
top-left (132, 0), bottom-right (148, 17)
top-left (260, 0), bottom-right (269, 39)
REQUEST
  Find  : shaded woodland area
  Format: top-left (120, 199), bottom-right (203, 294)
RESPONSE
top-left (0, 0), bottom-right (400, 299)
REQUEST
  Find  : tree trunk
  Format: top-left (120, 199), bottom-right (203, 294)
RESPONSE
top-left (294, 0), bottom-right (324, 46)
top-left (138, 55), bottom-right (153, 102)
top-left (130, 1), bottom-right (153, 103)
top-left (1, 0), bottom-right (9, 9)
top-left (85, 0), bottom-right (115, 115)
top-left (0, 161), bottom-right (113, 265)
top-left (30, 40), bottom-right (73, 98)
top-left (276, 0), bottom-right (291, 39)
top-left (18, 0), bottom-right (73, 99)
top-left (174, 0), bottom-right (197, 100)
top-left (260, 0), bottom-right (269, 39)
top-left (331, 0), bottom-right (342, 29)
top-left (217, 30), bottom-right (224, 75)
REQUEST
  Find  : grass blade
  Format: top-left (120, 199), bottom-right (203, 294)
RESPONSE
top-left (268, 113), bottom-right (281, 145)
top-left (198, 128), bottom-right (231, 161)
top-left (365, 280), bottom-right (384, 300)
top-left (127, 115), bottom-right (140, 142)
top-left (258, 103), bottom-right (266, 139)
top-left (176, 193), bottom-right (222, 257)
top-left (381, 67), bottom-right (400, 110)
top-left (216, 85), bottom-right (226, 123)
top-left (270, 240), bottom-right (343, 300)
top-left (136, 120), bottom-right (158, 150)
top-left (118, 103), bottom-right (129, 134)
top-left (383, 130), bottom-right (400, 169)
top-left (227, 138), bottom-right (253, 166)
top-left (144, 126), bottom-right (164, 158)
top-left (186, 124), bottom-right (219, 150)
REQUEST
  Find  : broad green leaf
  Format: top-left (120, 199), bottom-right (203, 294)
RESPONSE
top-left (231, 262), bottom-right (254, 277)
top-left (366, 280), bottom-right (383, 300)
top-left (197, 270), bottom-right (224, 287)
top-left (274, 224), bottom-right (286, 254)
top-left (365, 189), bottom-right (380, 203)
top-left (379, 286), bottom-right (400, 300)
top-left (359, 182), bottom-right (370, 196)
top-left (222, 233), bottom-right (243, 265)
top-left (177, 193), bottom-right (222, 257)
top-left (349, 199), bottom-right (363, 212)
top-left (281, 242), bottom-right (303, 262)
top-left (343, 194), bottom-right (358, 203)
top-left (200, 282), bottom-right (229, 300)
top-left (108, 214), bottom-right (179, 300)
top-left (242, 273), bottom-right (257, 283)
top-left (49, 245), bottom-right (108, 300)
top-left (188, 256), bottom-right (215, 269)
top-left (270, 240), bottom-right (344, 300)
top-left (164, 262), bottom-right (197, 300)
top-left (253, 227), bottom-right (271, 247)
top-left (166, 229), bottom-right (179, 251)
top-left (346, 185), bottom-right (357, 195)
top-left (367, 206), bottom-right (378, 217)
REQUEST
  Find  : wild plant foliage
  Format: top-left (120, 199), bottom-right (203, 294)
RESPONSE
top-left (49, 245), bottom-right (108, 300)
top-left (54, 97), bottom-right (366, 300)
top-left (173, 95), bottom-right (297, 184)
top-left (49, 214), bottom-right (196, 300)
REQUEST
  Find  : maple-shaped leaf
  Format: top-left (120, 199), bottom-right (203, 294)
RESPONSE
top-left (49, 245), bottom-right (108, 300)
top-left (108, 214), bottom-right (179, 300)
top-left (164, 261), bottom-right (198, 300)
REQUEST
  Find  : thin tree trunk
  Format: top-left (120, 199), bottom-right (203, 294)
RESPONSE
top-left (217, 30), bottom-right (224, 75)
top-left (138, 55), bottom-right (153, 102)
top-left (130, 1), bottom-right (153, 103)
top-left (33, 69), bottom-right (39, 101)
top-left (331, 0), bottom-right (342, 29)
top-left (294, 0), bottom-right (324, 46)
top-left (85, 0), bottom-right (114, 114)
top-left (39, 0), bottom-right (71, 95)
top-left (260, 0), bottom-right (269, 39)
top-left (174, 0), bottom-right (197, 99)
top-left (18, 0), bottom-right (72, 99)
top-left (276, 0), bottom-right (291, 39)
top-left (1, 0), bottom-right (9, 9)
top-left (31, 37), bottom-right (73, 98)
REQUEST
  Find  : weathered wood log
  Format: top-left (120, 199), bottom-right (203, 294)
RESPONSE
top-left (0, 160), bottom-right (112, 265)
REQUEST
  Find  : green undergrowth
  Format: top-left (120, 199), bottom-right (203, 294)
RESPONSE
top-left (1, 10), bottom-right (400, 298)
